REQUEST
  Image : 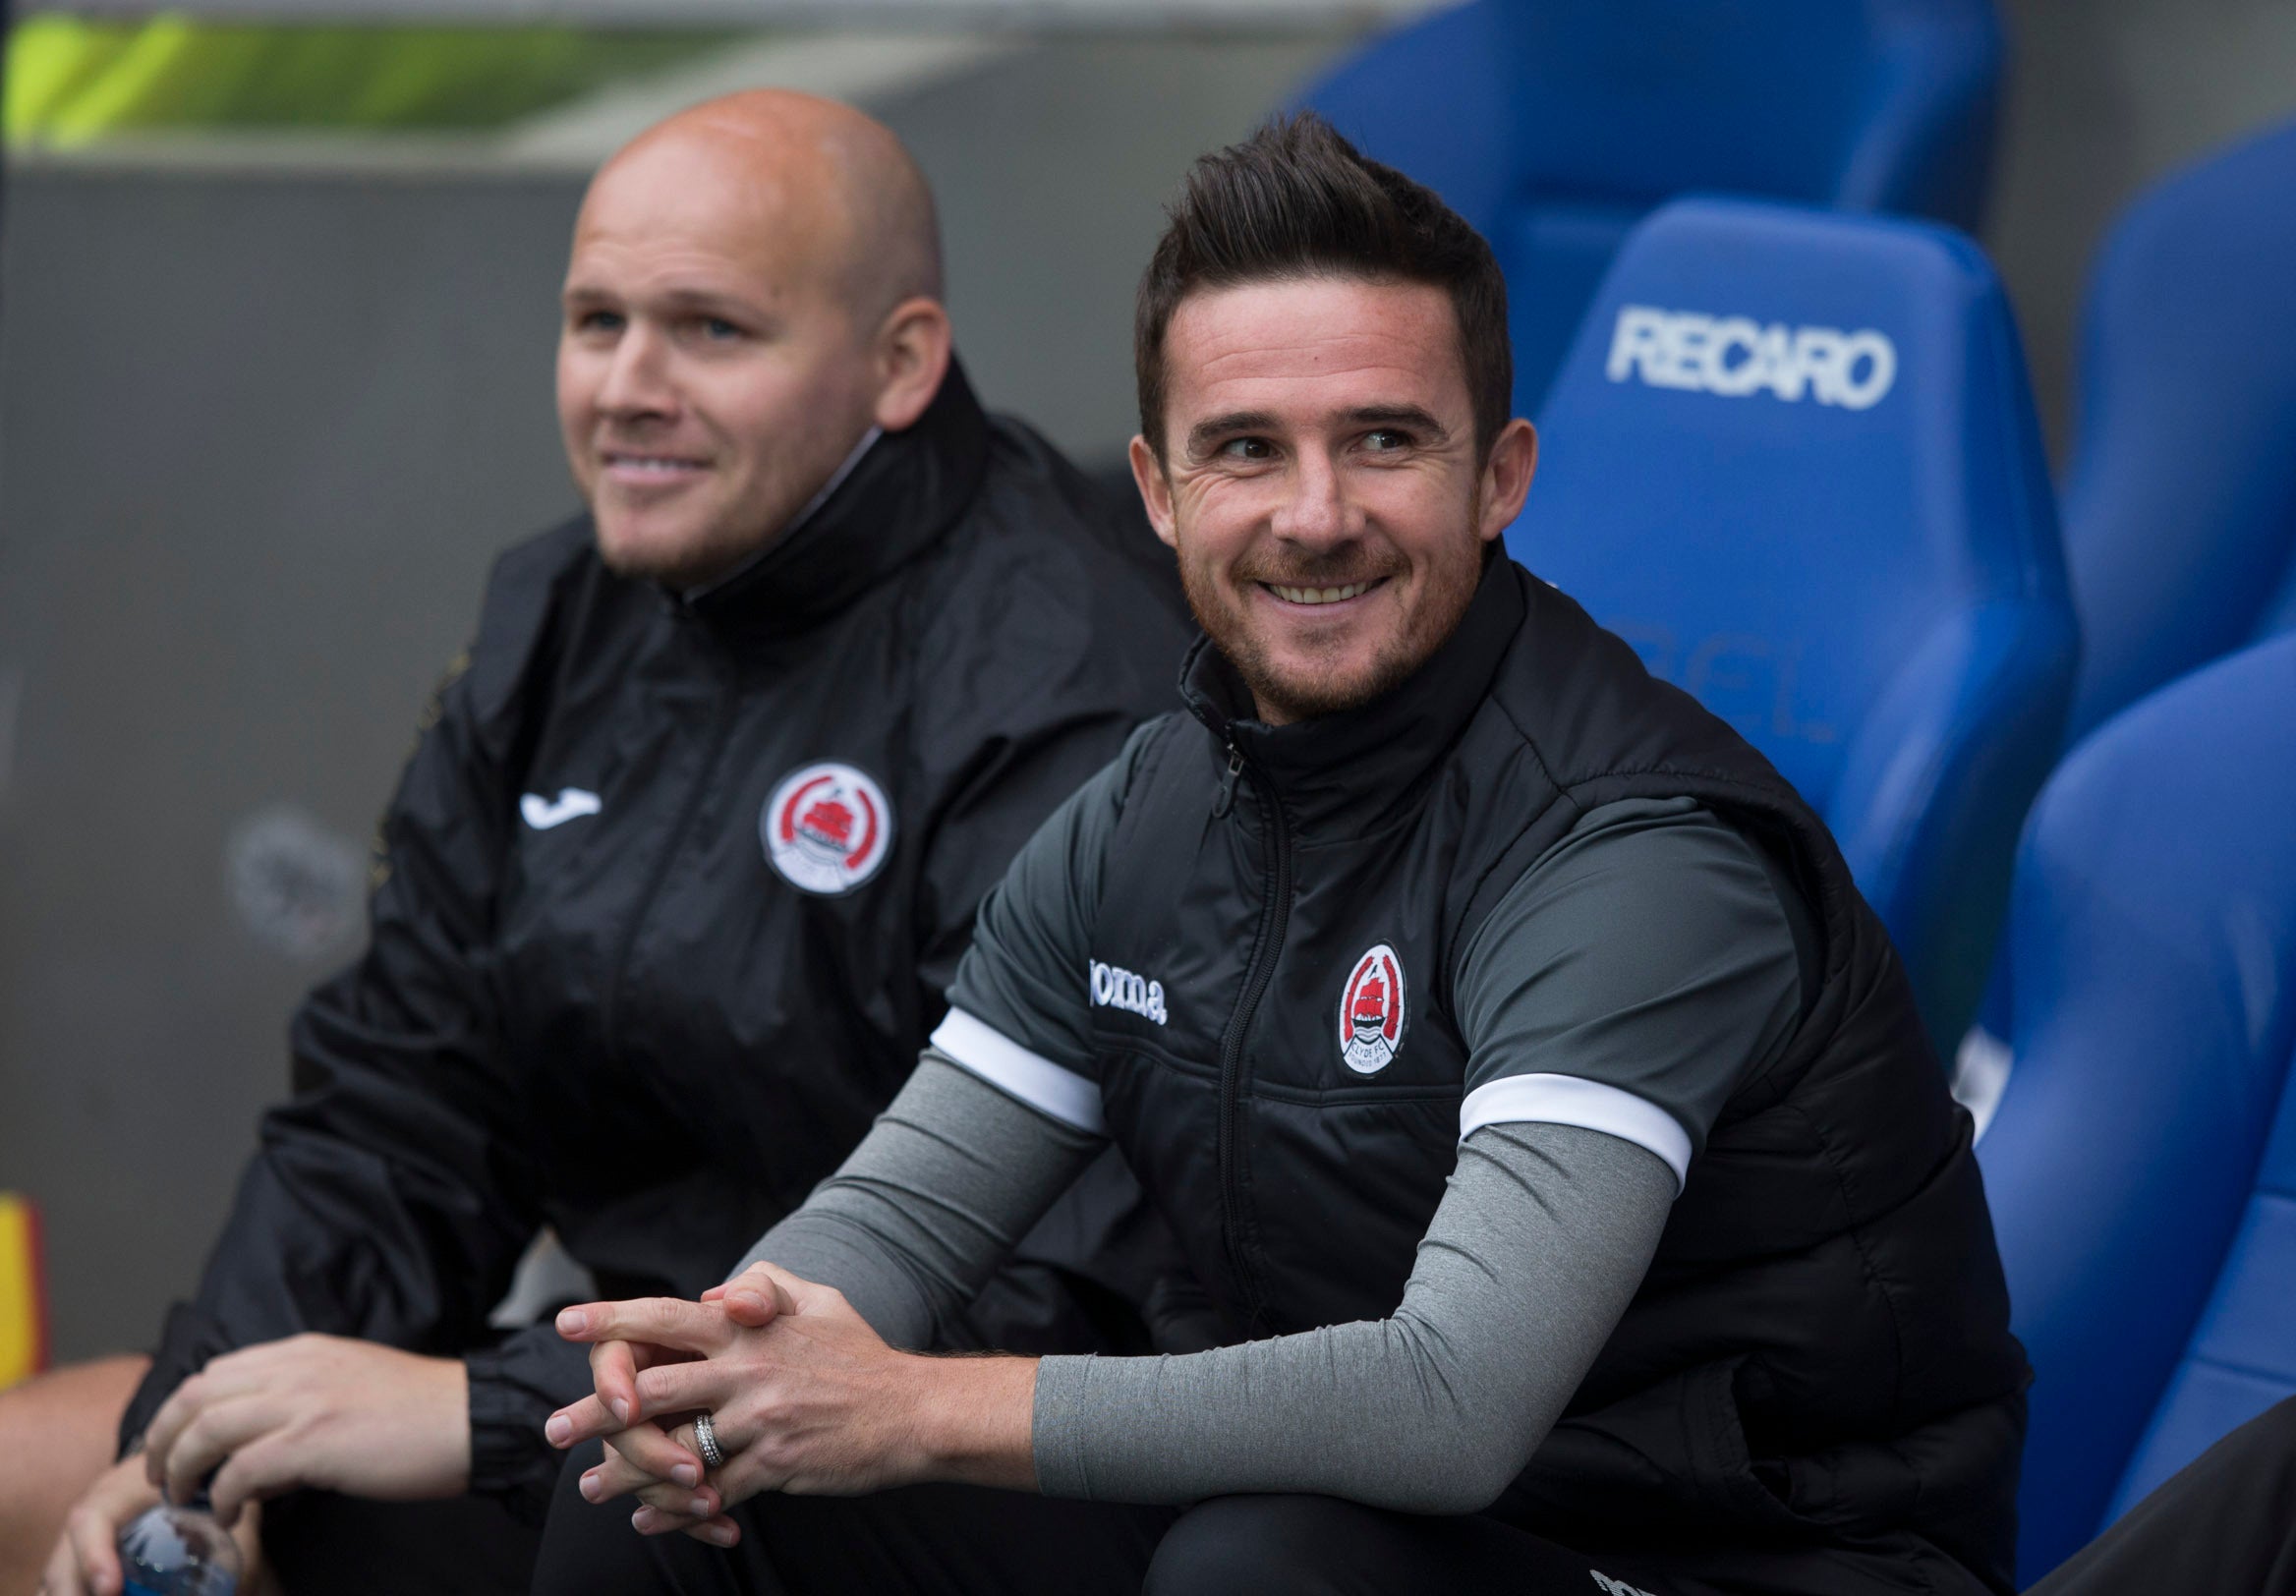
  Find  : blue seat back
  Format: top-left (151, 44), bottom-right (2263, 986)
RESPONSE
top-left (1976, 634), bottom-right (2296, 1581)
top-left (1512, 198), bottom-right (2074, 1044)
top-left (2104, 979), bottom-right (2296, 1516)
top-left (2059, 116), bottom-right (2296, 745)
top-left (1300, 0), bottom-right (2004, 415)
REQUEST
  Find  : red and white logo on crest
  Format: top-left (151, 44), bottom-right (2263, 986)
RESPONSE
top-left (761, 762), bottom-right (892, 895)
top-left (1339, 943), bottom-right (1406, 1075)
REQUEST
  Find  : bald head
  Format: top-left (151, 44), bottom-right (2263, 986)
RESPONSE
top-left (557, 89), bottom-right (956, 588)
top-left (589, 89), bottom-right (941, 325)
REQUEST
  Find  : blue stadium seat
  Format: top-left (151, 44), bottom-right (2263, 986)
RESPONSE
top-left (2057, 114), bottom-right (2296, 745)
top-left (1975, 633), bottom-right (2296, 1582)
top-left (1956, 112), bottom-right (2296, 1109)
top-left (1298, 0), bottom-right (2004, 415)
top-left (1512, 197), bottom-right (2075, 1047)
top-left (2107, 1024), bottom-right (2296, 1517)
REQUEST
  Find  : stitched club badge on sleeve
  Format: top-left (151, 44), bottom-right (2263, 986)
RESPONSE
top-left (761, 762), bottom-right (892, 895)
top-left (1339, 943), bottom-right (1406, 1075)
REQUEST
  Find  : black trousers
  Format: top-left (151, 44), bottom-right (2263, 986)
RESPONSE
top-left (528, 1447), bottom-right (1686, 1596)
top-left (2024, 1396), bottom-right (2296, 1596)
top-left (258, 1489), bottom-right (540, 1595)
top-left (530, 1397), bottom-right (2296, 1596)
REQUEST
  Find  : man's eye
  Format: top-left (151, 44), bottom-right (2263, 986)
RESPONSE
top-left (1219, 437), bottom-right (1276, 461)
top-left (1363, 428), bottom-right (1411, 452)
top-left (575, 310), bottom-right (624, 334)
top-left (699, 316), bottom-right (743, 341)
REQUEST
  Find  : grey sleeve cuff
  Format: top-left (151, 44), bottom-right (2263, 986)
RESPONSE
top-left (1028, 1122), bottom-right (1674, 1513)
top-left (1453, 798), bottom-right (1806, 1173)
top-left (1031, 1354), bottom-right (1097, 1498)
top-left (736, 1052), bottom-right (1104, 1349)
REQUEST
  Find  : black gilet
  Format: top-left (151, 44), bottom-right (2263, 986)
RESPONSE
top-left (1085, 559), bottom-right (2028, 1586)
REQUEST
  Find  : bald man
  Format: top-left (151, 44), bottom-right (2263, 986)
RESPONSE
top-left (14, 91), bottom-right (1195, 1595)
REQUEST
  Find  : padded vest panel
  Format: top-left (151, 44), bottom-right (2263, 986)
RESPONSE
top-left (1089, 565), bottom-right (2024, 1580)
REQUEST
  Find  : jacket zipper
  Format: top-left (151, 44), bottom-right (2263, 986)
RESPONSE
top-left (1213, 738), bottom-right (1292, 1335)
top-left (1213, 746), bottom-right (1244, 818)
top-left (600, 653), bottom-right (740, 1059)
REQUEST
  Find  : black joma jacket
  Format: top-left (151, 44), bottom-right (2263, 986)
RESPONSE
top-left (122, 364), bottom-right (1197, 1516)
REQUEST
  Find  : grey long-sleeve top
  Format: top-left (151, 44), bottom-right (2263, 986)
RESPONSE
top-left (744, 1056), bottom-right (1672, 1513)
top-left (738, 795), bottom-right (1805, 1511)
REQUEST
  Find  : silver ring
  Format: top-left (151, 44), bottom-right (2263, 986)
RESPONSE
top-left (692, 1410), bottom-right (726, 1470)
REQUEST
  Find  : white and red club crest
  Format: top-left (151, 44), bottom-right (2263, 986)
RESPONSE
top-left (1339, 942), bottom-right (1406, 1075)
top-left (761, 762), bottom-right (892, 895)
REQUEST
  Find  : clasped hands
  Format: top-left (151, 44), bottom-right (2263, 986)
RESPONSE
top-left (544, 1263), bottom-right (1037, 1548)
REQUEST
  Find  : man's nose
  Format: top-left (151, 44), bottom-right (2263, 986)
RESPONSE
top-left (1269, 450), bottom-right (1352, 545)
top-left (595, 322), bottom-right (676, 420)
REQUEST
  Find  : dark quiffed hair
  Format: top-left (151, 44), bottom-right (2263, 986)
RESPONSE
top-left (1135, 113), bottom-right (1513, 460)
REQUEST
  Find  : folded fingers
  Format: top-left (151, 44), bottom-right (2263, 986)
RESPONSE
top-left (633, 1504), bottom-right (741, 1546)
top-left (157, 1393), bottom-right (279, 1507)
top-left (602, 1420), bottom-right (707, 1491)
top-left (547, 1389), bottom-right (626, 1448)
top-left (630, 1358), bottom-right (748, 1419)
top-left (580, 1452), bottom-right (716, 1519)
top-left (557, 1297), bottom-right (728, 1352)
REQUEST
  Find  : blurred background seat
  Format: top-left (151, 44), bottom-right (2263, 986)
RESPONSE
top-left (2055, 112), bottom-right (2296, 745)
top-left (1957, 113), bottom-right (2296, 1098)
top-left (1974, 633), bottom-right (2296, 1582)
top-left (2101, 1018), bottom-right (2296, 1518)
top-left (1297, 0), bottom-right (2005, 418)
top-left (1511, 196), bottom-right (2076, 1048)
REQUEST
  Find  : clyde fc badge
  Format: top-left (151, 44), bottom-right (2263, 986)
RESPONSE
top-left (761, 762), bottom-right (892, 895)
top-left (1340, 943), bottom-right (1406, 1075)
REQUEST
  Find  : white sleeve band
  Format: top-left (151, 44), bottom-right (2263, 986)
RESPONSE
top-left (929, 1008), bottom-right (1107, 1136)
top-left (1459, 1073), bottom-right (1691, 1192)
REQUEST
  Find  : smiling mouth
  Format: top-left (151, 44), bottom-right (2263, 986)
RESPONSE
top-left (602, 452), bottom-right (709, 477)
top-left (1261, 579), bottom-right (1384, 605)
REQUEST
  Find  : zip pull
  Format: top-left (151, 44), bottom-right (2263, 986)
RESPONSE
top-left (1213, 744), bottom-right (1244, 819)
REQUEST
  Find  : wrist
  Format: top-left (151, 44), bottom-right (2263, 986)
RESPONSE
top-left (912, 1353), bottom-right (1039, 1493)
top-left (437, 1353), bottom-right (473, 1487)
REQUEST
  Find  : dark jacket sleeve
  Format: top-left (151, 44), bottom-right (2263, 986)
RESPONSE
top-left (120, 527), bottom-right (585, 1522)
top-left (903, 445), bottom-right (1193, 1004)
top-left (889, 441), bottom-right (1218, 1355)
top-left (461, 1321), bottom-right (599, 1513)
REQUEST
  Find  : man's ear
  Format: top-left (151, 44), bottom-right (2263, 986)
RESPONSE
top-left (1128, 434), bottom-right (1179, 551)
top-left (870, 297), bottom-right (954, 432)
top-left (1476, 419), bottom-right (1537, 542)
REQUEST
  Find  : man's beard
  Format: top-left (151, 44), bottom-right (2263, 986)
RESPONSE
top-left (592, 500), bottom-right (787, 593)
top-left (1177, 542), bottom-right (1484, 724)
top-left (599, 529), bottom-right (754, 591)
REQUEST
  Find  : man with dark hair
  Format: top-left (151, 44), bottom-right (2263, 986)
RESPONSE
top-left (530, 115), bottom-right (2026, 1596)
top-left (18, 90), bottom-right (1196, 1596)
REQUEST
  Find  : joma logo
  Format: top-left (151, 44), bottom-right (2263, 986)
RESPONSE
top-left (1088, 960), bottom-right (1168, 1026)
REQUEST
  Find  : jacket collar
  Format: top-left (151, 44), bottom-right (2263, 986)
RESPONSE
top-left (1180, 553), bottom-right (1526, 837)
top-left (678, 359), bottom-right (992, 641)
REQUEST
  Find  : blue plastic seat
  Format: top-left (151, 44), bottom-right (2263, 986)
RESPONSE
top-left (2106, 1028), bottom-right (2296, 1517)
top-left (1974, 633), bottom-right (2296, 1581)
top-left (1511, 198), bottom-right (2076, 1046)
top-left (2057, 115), bottom-right (2296, 745)
top-left (1298, 0), bottom-right (2004, 416)
top-left (1957, 112), bottom-right (2296, 1103)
